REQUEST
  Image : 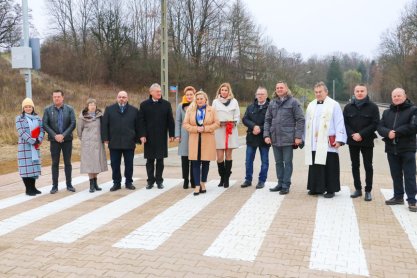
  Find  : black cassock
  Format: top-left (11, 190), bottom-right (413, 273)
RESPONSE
top-left (307, 151), bottom-right (341, 194)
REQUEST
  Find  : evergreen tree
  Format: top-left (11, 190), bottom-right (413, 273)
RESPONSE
top-left (326, 56), bottom-right (345, 100)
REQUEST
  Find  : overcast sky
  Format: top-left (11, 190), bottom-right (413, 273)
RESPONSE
top-left (29, 0), bottom-right (412, 60)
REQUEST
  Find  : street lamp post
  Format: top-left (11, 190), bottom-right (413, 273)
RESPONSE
top-left (161, 0), bottom-right (168, 99)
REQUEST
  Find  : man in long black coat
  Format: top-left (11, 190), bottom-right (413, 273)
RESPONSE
top-left (101, 91), bottom-right (140, 191)
top-left (139, 83), bottom-right (175, 189)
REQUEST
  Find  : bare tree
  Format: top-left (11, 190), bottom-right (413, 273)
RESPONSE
top-left (0, 0), bottom-right (22, 48)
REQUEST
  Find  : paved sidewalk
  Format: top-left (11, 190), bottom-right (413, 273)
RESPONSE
top-left (0, 138), bottom-right (416, 277)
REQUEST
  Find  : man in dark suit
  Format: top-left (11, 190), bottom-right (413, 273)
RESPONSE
top-left (43, 89), bottom-right (76, 194)
top-left (139, 83), bottom-right (175, 189)
top-left (101, 91), bottom-right (140, 191)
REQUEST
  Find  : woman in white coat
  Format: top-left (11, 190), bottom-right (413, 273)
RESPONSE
top-left (212, 82), bottom-right (240, 188)
top-left (78, 98), bottom-right (108, 192)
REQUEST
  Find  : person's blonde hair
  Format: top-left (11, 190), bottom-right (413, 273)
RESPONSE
top-left (190, 90), bottom-right (210, 110)
top-left (216, 82), bottom-right (234, 99)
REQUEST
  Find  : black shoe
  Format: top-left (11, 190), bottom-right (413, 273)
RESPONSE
top-left (89, 179), bottom-right (95, 193)
top-left (255, 182), bottom-right (265, 189)
top-left (194, 186), bottom-right (200, 196)
top-left (93, 178), bottom-right (102, 191)
top-left (146, 184), bottom-right (154, 190)
top-left (50, 186), bottom-right (58, 194)
top-left (269, 185), bottom-right (282, 192)
top-left (324, 192), bottom-right (335, 198)
top-left (110, 184), bottom-right (121, 192)
top-left (67, 185), bottom-right (76, 192)
top-left (125, 184), bottom-right (136, 190)
top-left (279, 188), bottom-right (289, 195)
top-left (350, 190), bottom-right (362, 198)
top-left (157, 183), bottom-right (164, 189)
top-left (26, 190), bottom-right (36, 196)
top-left (364, 192), bottom-right (372, 201)
top-left (183, 179), bottom-right (189, 189)
top-left (308, 191), bottom-right (323, 195)
top-left (409, 203), bottom-right (417, 212)
top-left (385, 197), bottom-right (404, 205)
top-left (34, 188), bottom-right (42, 194)
top-left (241, 180), bottom-right (252, 188)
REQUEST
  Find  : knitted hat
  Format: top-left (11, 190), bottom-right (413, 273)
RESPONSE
top-left (22, 98), bottom-right (35, 109)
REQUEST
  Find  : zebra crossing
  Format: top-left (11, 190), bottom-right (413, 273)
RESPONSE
top-left (0, 176), bottom-right (416, 277)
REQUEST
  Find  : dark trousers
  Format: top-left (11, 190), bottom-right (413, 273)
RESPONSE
top-left (50, 140), bottom-right (72, 187)
top-left (387, 152), bottom-right (417, 204)
top-left (192, 160), bottom-right (210, 186)
top-left (181, 156), bottom-right (195, 186)
top-left (110, 149), bottom-right (134, 186)
top-left (146, 158), bottom-right (164, 185)
top-left (348, 145), bottom-right (374, 192)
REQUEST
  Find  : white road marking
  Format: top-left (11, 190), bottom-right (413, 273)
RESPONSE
top-left (204, 182), bottom-right (283, 261)
top-left (0, 176), bottom-right (89, 210)
top-left (35, 179), bottom-right (181, 243)
top-left (113, 180), bottom-right (236, 250)
top-left (381, 189), bottom-right (417, 252)
top-left (309, 186), bottom-right (369, 276)
top-left (0, 178), bottom-right (136, 237)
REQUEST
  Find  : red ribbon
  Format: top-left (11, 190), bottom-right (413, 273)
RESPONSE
top-left (31, 126), bottom-right (41, 150)
top-left (225, 122), bottom-right (234, 150)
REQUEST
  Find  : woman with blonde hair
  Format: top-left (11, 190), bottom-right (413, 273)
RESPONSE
top-left (183, 91), bottom-right (220, 195)
top-left (78, 98), bottom-right (108, 192)
top-left (175, 86), bottom-right (197, 189)
top-left (212, 82), bottom-right (240, 188)
top-left (16, 98), bottom-right (45, 196)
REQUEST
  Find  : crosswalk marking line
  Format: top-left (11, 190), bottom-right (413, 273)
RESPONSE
top-left (113, 180), bottom-right (236, 250)
top-left (35, 179), bottom-right (181, 243)
top-left (0, 178), bottom-right (136, 237)
top-left (0, 176), bottom-right (89, 210)
top-left (203, 182), bottom-right (283, 262)
top-left (381, 189), bottom-right (417, 252)
top-left (309, 186), bottom-right (369, 277)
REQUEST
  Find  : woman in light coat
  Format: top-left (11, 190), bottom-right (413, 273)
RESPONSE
top-left (183, 91), bottom-right (220, 195)
top-left (212, 82), bottom-right (240, 188)
top-left (16, 98), bottom-right (45, 196)
top-left (175, 86), bottom-right (196, 189)
top-left (78, 98), bottom-right (108, 192)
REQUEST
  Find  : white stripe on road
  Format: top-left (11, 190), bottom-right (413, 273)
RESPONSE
top-left (113, 180), bottom-right (236, 250)
top-left (204, 182), bottom-right (283, 261)
top-left (35, 179), bottom-right (181, 243)
top-left (0, 176), bottom-right (89, 210)
top-left (381, 189), bottom-right (417, 252)
top-left (0, 178), bottom-right (136, 237)
top-left (309, 186), bottom-right (369, 276)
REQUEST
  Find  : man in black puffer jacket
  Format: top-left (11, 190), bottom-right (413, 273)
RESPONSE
top-left (241, 87), bottom-right (270, 189)
top-left (343, 84), bottom-right (380, 201)
top-left (377, 88), bottom-right (417, 212)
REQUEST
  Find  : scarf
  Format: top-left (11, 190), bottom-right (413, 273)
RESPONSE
top-left (353, 96), bottom-right (367, 108)
top-left (196, 105), bottom-right (206, 126)
top-left (304, 97), bottom-right (336, 165)
top-left (218, 97), bottom-right (231, 106)
top-left (25, 114), bottom-right (40, 163)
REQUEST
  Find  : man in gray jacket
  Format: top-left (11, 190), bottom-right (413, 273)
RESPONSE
top-left (43, 90), bottom-right (76, 194)
top-left (264, 81), bottom-right (305, 194)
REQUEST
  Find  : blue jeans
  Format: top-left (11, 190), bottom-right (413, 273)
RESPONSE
top-left (245, 145), bottom-right (269, 183)
top-left (109, 149), bottom-right (134, 186)
top-left (272, 145), bottom-right (293, 189)
top-left (387, 152), bottom-right (417, 204)
top-left (192, 160), bottom-right (210, 186)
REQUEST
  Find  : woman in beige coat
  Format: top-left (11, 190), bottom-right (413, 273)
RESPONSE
top-left (183, 91), bottom-right (220, 195)
top-left (77, 98), bottom-right (108, 192)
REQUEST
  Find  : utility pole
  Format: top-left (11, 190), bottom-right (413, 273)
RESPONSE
top-left (160, 0), bottom-right (168, 99)
top-left (22, 0), bottom-right (32, 98)
top-left (332, 79), bottom-right (336, 100)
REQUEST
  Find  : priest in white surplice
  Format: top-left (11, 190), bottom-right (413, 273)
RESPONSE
top-left (304, 82), bottom-right (347, 198)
